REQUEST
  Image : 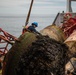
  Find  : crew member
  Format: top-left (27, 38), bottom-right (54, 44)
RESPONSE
top-left (22, 22), bottom-right (40, 35)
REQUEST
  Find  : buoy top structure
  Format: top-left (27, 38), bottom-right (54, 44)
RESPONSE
top-left (66, 0), bottom-right (76, 13)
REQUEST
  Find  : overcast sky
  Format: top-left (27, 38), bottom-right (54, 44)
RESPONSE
top-left (0, 0), bottom-right (76, 16)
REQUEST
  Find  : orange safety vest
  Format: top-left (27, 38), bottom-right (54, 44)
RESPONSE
top-left (22, 25), bottom-right (29, 34)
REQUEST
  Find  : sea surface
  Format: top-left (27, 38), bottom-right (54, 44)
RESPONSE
top-left (0, 14), bottom-right (56, 37)
top-left (0, 14), bottom-right (56, 54)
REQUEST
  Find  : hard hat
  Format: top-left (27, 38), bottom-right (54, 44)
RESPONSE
top-left (32, 22), bottom-right (38, 27)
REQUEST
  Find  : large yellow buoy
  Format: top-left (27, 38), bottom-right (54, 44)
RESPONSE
top-left (40, 25), bottom-right (66, 42)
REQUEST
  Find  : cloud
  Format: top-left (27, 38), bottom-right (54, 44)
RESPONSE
top-left (0, 0), bottom-right (76, 16)
top-left (0, 0), bottom-right (25, 7)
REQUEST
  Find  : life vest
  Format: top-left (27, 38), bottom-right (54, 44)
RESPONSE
top-left (22, 25), bottom-right (29, 34)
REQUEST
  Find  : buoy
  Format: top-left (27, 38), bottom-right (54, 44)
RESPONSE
top-left (40, 25), bottom-right (66, 42)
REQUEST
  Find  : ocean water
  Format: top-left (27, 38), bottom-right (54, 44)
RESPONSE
top-left (0, 14), bottom-right (56, 37)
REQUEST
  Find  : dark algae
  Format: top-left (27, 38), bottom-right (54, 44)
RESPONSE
top-left (16, 35), bottom-right (69, 75)
top-left (3, 32), bottom-right (37, 75)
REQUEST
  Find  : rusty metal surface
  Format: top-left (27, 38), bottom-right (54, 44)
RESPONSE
top-left (0, 28), bottom-right (19, 57)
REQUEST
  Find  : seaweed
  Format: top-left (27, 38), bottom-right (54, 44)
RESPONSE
top-left (16, 35), bottom-right (69, 75)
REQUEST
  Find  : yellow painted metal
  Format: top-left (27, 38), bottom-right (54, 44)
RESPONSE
top-left (64, 30), bottom-right (76, 54)
top-left (65, 30), bottom-right (76, 43)
top-left (40, 25), bottom-right (66, 42)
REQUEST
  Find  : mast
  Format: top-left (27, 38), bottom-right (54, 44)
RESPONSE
top-left (25, 0), bottom-right (34, 26)
top-left (66, 0), bottom-right (76, 13)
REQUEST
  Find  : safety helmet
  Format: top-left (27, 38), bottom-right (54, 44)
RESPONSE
top-left (32, 22), bottom-right (38, 27)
